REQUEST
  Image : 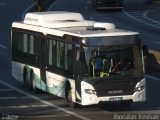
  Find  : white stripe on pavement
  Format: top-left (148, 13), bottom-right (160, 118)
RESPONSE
top-left (123, 10), bottom-right (160, 29)
top-left (0, 96), bottom-right (30, 100)
top-left (47, 0), bottom-right (61, 11)
top-left (0, 89), bottom-right (13, 92)
top-left (89, 16), bottom-right (94, 20)
top-left (0, 44), bottom-right (7, 50)
top-left (22, 2), bottom-right (36, 20)
top-left (143, 10), bottom-right (160, 25)
top-left (146, 75), bottom-right (160, 82)
top-left (21, 114), bottom-right (70, 118)
top-left (154, 41), bottom-right (160, 44)
top-left (0, 79), bottom-right (91, 120)
top-left (0, 104), bottom-right (48, 109)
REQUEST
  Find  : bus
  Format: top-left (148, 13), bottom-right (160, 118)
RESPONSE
top-left (12, 11), bottom-right (148, 108)
top-left (92, 0), bottom-right (124, 10)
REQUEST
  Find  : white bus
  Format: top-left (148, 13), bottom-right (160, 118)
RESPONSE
top-left (92, 0), bottom-right (124, 10)
top-left (12, 11), bottom-right (148, 108)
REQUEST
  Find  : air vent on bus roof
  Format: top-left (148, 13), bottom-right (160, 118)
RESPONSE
top-left (94, 22), bottom-right (116, 29)
top-left (24, 11), bottom-right (85, 26)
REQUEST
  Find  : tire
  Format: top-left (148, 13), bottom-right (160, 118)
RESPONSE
top-left (23, 68), bottom-right (28, 84)
top-left (66, 86), bottom-right (77, 108)
top-left (30, 71), bottom-right (39, 93)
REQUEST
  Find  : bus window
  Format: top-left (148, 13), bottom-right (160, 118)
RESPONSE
top-left (14, 32), bottom-right (37, 55)
top-left (48, 39), bottom-right (74, 76)
top-left (29, 35), bottom-right (34, 55)
top-left (23, 34), bottom-right (28, 53)
top-left (48, 40), bottom-right (56, 66)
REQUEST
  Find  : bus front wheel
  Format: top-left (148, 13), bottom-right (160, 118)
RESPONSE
top-left (66, 87), bottom-right (77, 108)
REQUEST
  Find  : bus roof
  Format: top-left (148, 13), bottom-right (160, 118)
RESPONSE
top-left (12, 11), bottom-right (139, 37)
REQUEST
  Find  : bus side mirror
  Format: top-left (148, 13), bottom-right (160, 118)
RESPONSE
top-left (142, 45), bottom-right (149, 56)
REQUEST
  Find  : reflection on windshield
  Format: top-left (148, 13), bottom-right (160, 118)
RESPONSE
top-left (82, 46), bottom-right (142, 79)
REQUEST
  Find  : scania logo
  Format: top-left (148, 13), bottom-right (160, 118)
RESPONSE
top-left (108, 90), bottom-right (123, 94)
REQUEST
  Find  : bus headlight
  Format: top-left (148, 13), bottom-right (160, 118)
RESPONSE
top-left (135, 86), bottom-right (145, 92)
top-left (85, 89), bottom-right (97, 95)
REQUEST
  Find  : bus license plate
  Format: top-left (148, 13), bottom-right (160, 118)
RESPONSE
top-left (109, 97), bottom-right (122, 101)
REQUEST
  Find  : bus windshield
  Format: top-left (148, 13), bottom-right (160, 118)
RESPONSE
top-left (81, 45), bottom-right (143, 79)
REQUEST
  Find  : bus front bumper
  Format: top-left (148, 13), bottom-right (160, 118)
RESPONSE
top-left (81, 88), bottom-right (146, 106)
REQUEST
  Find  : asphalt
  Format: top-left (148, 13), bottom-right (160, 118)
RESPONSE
top-left (147, 7), bottom-right (160, 22)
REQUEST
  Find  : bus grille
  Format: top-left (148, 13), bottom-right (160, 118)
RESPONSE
top-left (93, 80), bottom-right (137, 97)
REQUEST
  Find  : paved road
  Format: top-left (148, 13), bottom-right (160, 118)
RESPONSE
top-left (147, 8), bottom-right (160, 22)
top-left (0, 0), bottom-right (160, 120)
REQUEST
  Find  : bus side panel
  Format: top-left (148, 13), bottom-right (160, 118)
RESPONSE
top-left (12, 61), bottom-right (42, 90)
top-left (45, 71), bottom-right (76, 100)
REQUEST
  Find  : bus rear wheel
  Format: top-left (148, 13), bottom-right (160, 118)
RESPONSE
top-left (30, 71), bottom-right (39, 93)
top-left (23, 68), bottom-right (28, 84)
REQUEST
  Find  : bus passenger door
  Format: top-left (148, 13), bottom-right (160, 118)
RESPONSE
top-left (40, 37), bottom-right (47, 90)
